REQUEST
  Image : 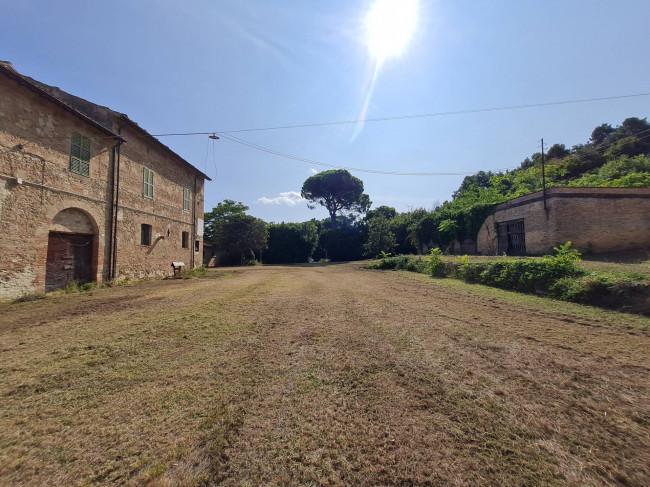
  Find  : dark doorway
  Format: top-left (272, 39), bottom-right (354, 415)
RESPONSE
top-left (497, 219), bottom-right (526, 256)
top-left (45, 232), bottom-right (94, 292)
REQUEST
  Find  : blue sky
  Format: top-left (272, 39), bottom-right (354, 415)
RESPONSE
top-left (2, 0), bottom-right (649, 222)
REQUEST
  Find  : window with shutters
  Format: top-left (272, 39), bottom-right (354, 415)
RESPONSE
top-left (183, 188), bottom-right (191, 211)
top-left (143, 167), bottom-right (154, 199)
top-left (141, 224), bottom-right (152, 246)
top-left (69, 132), bottom-right (90, 176)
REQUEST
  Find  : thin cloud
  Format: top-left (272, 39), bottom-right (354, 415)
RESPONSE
top-left (310, 168), bottom-right (318, 174)
top-left (255, 191), bottom-right (305, 206)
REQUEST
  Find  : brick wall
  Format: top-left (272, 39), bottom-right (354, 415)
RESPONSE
top-left (0, 71), bottom-right (206, 299)
top-left (477, 188), bottom-right (650, 255)
top-left (112, 124), bottom-right (204, 279)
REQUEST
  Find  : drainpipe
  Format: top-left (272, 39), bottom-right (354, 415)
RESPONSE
top-left (191, 175), bottom-right (197, 268)
top-left (107, 142), bottom-right (118, 279)
top-left (111, 127), bottom-right (124, 279)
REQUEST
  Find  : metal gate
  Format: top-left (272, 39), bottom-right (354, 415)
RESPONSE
top-left (497, 219), bottom-right (526, 256)
top-left (45, 232), bottom-right (93, 292)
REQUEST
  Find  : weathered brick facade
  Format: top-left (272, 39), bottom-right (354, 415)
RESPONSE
top-left (477, 187), bottom-right (650, 255)
top-left (0, 62), bottom-right (210, 299)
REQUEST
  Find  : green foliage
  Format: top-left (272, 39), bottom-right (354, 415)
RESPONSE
top-left (445, 117), bottom-right (649, 239)
top-left (301, 170), bottom-right (371, 227)
top-left (455, 243), bottom-right (585, 293)
top-left (569, 155), bottom-right (650, 187)
top-left (553, 241), bottom-right (582, 264)
top-left (363, 215), bottom-right (397, 258)
top-left (216, 214), bottom-right (268, 265)
top-left (437, 218), bottom-right (458, 234)
top-left (366, 205), bottom-right (397, 221)
top-left (319, 226), bottom-right (365, 261)
top-left (366, 255), bottom-right (424, 272)
top-left (265, 221), bottom-right (319, 264)
top-left (203, 199), bottom-right (249, 242)
top-left (182, 265), bottom-right (210, 278)
top-left (424, 248), bottom-right (447, 277)
top-left (549, 273), bottom-right (648, 310)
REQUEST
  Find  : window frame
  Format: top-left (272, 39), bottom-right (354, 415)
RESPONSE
top-left (69, 132), bottom-right (91, 176)
top-left (181, 231), bottom-right (189, 249)
top-left (143, 167), bottom-right (154, 200)
top-left (140, 223), bottom-right (152, 246)
top-left (183, 188), bottom-right (191, 212)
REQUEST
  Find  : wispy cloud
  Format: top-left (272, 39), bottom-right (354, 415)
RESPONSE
top-left (310, 168), bottom-right (318, 174)
top-left (255, 191), bottom-right (305, 206)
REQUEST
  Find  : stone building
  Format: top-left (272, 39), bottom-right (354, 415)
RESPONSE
top-left (0, 61), bottom-right (211, 299)
top-left (476, 187), bottom-right (650, 255)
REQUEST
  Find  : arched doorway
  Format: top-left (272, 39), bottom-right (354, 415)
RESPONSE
top-left (45, 208), bottom-right (97, 292)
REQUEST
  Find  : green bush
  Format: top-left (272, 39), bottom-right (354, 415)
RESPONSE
top-left (455, 243), bottom-right (584, 294)
top-left (424, 248), bottom-right (447, 277)
top-left (394, 255), bottom-right (425, 272)
top-left (549, 273), bottom-right (648, 309)
top-left (367, 255), bottom-right (425, 272)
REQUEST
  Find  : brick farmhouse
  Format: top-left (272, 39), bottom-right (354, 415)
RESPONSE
top-left (0, 61), bottom-right (211, 299)
top-left (476, 187), bottom-right (650, 255)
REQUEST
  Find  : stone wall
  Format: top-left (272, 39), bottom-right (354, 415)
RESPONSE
top-left (477, 187), bottom-right (650, 255)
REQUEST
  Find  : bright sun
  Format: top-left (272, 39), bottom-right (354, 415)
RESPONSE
top-left (365, 0), bottom-right (419, 63)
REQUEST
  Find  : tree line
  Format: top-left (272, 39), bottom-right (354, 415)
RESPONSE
top-left (204, 117), bottom-right (650, 264)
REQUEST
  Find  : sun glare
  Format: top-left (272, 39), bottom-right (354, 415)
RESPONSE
top-left (365, 0), bottom-right (419, 63)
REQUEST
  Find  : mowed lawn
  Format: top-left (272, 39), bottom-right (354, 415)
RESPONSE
top-left (1, 264), bottom-right (648, 486)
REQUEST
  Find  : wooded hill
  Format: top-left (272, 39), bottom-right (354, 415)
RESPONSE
top-left (404, 116), bottom-right (650, 252)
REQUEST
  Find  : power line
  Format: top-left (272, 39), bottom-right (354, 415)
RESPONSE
top-left (1, 92), bottom-right (647, 142)
top-left (217, 129), bottom-right (650, 178)
top-left (218, 132), bottom-right (502, 176)
top-left (150, 92), bottom-right (650, 137)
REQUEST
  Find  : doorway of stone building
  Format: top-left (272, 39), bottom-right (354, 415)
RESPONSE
top-left (45, 208), bottom-right (97, 292)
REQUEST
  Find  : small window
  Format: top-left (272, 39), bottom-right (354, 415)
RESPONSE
top-left (69, 132), bottom-right (90, 176)
top-left (183, 188), bottom-right (191, 212)
top-left (182, 231), bottom-right (189, 249)
top-left (141, 224), bottom-right (152, 246)
top-left (143, 167), bottom-right (154, 199)
top-left (194, 240), bottom-right (200, 252)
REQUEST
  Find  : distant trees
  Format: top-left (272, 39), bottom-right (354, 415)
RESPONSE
top-left (204, 199), bottom-right (249, 243)
top-left (204, 200), bottom-right (268, 265)
top-left (363, 215), bottom-right (396, 257)
top-left (301, 170), bottom-right (371, 228)
top-left (546, 143), bottom-right (570, 160)
top-left (205, 117), bottom-right (649, 265)
top-left (264, 221), bottom-right (319, 264)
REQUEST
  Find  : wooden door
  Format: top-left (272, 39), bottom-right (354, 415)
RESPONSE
top-left (45, 232), bottom-right (93, 292)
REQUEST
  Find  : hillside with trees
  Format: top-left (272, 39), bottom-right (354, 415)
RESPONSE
top-left (204, 117), bottom-right (650, 263)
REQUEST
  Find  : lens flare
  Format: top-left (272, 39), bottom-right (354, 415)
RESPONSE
top-left (365, 0), bottom-right (419, 63)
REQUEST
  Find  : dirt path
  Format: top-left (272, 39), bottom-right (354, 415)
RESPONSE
top-left (1, 264), bottom-right (648, 486)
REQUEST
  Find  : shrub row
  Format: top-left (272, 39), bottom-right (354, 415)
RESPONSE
top-left (367, 244), bottom-right (649, 315)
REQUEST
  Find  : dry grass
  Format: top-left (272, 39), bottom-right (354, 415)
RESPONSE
top-left (1, 264), bottom-right (648, 486)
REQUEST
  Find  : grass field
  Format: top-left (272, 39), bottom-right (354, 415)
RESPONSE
top-left (1, 264), bottom-right (648, 486)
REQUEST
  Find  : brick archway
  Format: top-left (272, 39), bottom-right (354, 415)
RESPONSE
top-left (45, 208), bottom-right (98, 292)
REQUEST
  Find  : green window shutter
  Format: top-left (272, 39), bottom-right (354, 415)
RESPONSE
top-left (143, 168), bottom-right (154, 199)
top-left (69, 132), bottom-right (90, 176)
top-left (183, 188), bottom-right (190, 211)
